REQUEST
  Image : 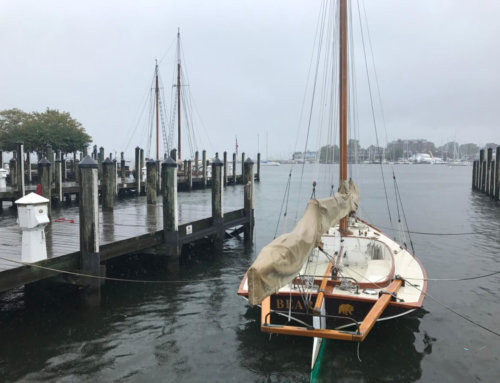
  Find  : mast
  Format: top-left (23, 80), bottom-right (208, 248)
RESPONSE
top-left (155, 60), bottom-right (160, 161)
top-left (177, 28), bottom-right (182, 161)
top-left (339, 0), bottom-right (348, 232)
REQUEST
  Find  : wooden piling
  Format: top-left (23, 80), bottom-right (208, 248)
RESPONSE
top-left (82, 144), bottom-right (88, 157)
top-left (223, 151), bottom-right (228, 186)
top-left (9, 156), bottom-right (16, 188)
top-left (46, 144), bottom-right (54, 185)
top-left (489, 160), bottom-right (495, 198)
top-left (243, 157), bottom-right (254, 242)
top-left (187, 160), bottom-right (192, 191)
top-left (496, 147), bottom-right (500, 201)
top-left (486, 148), bottom-right (492, 195)
top-left (0, 150), bottom-right (3, 168)
top-left (232, 152), bottom-right (236, 184)
top-left (194, 151), bottom-right (199, 175)
top-left (55, 158), bottom-right (63, 206)
top-left (75, 157), bottom-right (80, 184)
top-left (135, 147), bottom-right (141, 196)
top-left (202, 150), bottom-right (207, 188)
top-left (156, 160), bottom-right (162, 194)
top-left (61, 153), bottom-right (67, 182)
top-left (79, 156), bottom-right (101, 306)
top-left (16, 141), bottom-right (25, 197)
top-left (146, 159), bottom-right (158, 205)
top-left (26, 151), bottom-right (32, 184)
top-left (241, 152), bottom-right (245, 178)
top-left (120, 152), bottom-right (126, 184)
top-left (102, 158), bottom-right (115, 210)
top-left (162, 158), bottom-right (179, 259)
top-left (479, 149), bottom-right (486, 192)
top-left (140, 148), bottom-right (145, 178)
top-left (38, 158), bottom-right (51, 218)
top-left (472, 160), bottom-right (477, 189)
top-left (256, 152), bottom-right (261, 182)
top-left (211, 157), bottom-right (224, 249)
top-left (171, 149), bottom-right (177, 161)
top-left (98, 147), bottom-right (105, 179)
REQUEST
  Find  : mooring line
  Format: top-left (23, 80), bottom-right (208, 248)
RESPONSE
top-left (0, 255), bottom-right (244, 284)
top-left (402, 277), bottom-right (500, 338)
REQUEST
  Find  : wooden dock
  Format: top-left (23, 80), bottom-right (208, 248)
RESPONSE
top-left (0, 153), bottom-right (256, 305)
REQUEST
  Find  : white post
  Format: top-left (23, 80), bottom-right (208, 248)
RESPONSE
top-left (15, 193), bottom-right (50, 263)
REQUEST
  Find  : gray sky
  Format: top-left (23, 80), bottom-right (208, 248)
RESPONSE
top-left (2, 0), bottom-right (500, 160)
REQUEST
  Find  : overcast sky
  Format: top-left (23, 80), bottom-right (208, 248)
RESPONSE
top-left (2, 0), bottom-right (500, 160)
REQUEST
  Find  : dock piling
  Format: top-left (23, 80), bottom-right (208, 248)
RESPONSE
top-left (211, 157), bottom-right (224, 249)
top-left (9, 156), bottom-right (17, 188)
top-left (55, 157), bottom-right (62, 206)
top-left (223, 151), bottom-right (228, 186)
top-left (496, 147), bottom-right (500, 201)
top-left (134, 147), bottom-right (141, 196)
top-left (79, 156), bottom-right (101, 306)
top-left (146, 159), bottom-right (158, 204)
top-left (38, 158), bottom-right (51, 218)
top-left (102, 158), bottom-right (115, 210)
top-left (16, 141), bottom-right (25, 197)
top-left (187, 160), bottom-right (192, 191)
top-left (202, 150), bottom-right (207, 188)
top-left (162, 158), bottom-right (179, 259)
top-left (256, 152), bottom-right (261, 182)
top-left (243, 157), bottom-right (254, 242)
top-left (232, 153), bottom-right (236, 184)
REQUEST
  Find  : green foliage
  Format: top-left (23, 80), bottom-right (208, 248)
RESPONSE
top-left (0, 108), bottom-right (91, 154)
top-left (319, 144), bottom-right (339, 163)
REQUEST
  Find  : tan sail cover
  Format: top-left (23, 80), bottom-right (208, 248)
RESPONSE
top-left (247, 179), bottom-right (359, 305)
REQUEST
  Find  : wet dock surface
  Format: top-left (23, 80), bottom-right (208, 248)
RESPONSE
top-left (0, 188), bottom-right (245, 278)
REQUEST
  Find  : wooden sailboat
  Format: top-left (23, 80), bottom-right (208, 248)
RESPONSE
top-left (237, 0), bottom-right (427, 369)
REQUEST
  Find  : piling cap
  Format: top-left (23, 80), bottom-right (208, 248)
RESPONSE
top-left (16, 140), bottom-right (24, 145)
top-left (162, 157), bottom-right (177, 168)
top-left (39, 157), bottom-right (51, 166)
top-left (103, 157), bottom-right (113, 164)
top-left (146, 159), bottom-right (156, 164)
top-left (211, 157), bottom-right (223, 167)
top-left (15, 192), bottom-right (49, 205)
top-left (244, 157), bottom-right (254, 165)
top-left (79, 155), bottom-right (98, 168)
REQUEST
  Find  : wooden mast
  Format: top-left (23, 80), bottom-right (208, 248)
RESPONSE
top-left (155, 60), bottom-right (160, 161)
top-left (339, 0), bottom-right (348, 232)
top-left (177, 28), bottom-right (182, 161)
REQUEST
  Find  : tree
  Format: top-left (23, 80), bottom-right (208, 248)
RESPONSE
top-left (0, 108), bottom-right (92, 155)
top-left (0, 108), bottom-right (30, 150)
top-left (319, 144), bottom-right (339, 163)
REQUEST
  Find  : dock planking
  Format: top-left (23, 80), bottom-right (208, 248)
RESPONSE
top-left (0, 194), bottom-right (248, 293)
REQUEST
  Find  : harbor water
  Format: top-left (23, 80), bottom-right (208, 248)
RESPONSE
top-left (0, 164), bottom-right (499, 382)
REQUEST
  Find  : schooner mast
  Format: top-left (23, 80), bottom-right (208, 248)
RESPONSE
top-left (176, 28), bottom-right (182, 161)
top-left (339, 0), bottom-right (348, 232)
top-left (155, 60), bottom-right (160, 161)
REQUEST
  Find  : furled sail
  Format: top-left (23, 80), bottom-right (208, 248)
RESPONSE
top-left (247, 179), bottom-right (360, 305)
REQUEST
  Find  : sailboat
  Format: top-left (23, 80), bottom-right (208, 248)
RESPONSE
top-left (237, 0), bottom-right (427, 370)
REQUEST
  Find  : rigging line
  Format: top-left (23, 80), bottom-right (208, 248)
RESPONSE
top-left (295, 0), bottom-right (330, 222)
top-left (274, 170), bottom-right (292, 239)
top-left (391, 170), bottom-right (404, 244)
top-left (124, 76), bottom-right (156, 152)
top-left (158, 35), bottom-right (177, 66)
top-left (402, 278), bottom-right (500, 338)
top-left (361, 0), bottom-right (389, 150)
top-left (0, 255), bottom-right (243, 284)
top-left (405, 270), bottom-right (500, 282)
top-left (366, 222), bottom-right (476, 236)
top-left (393, 173), bottom-right (415, 254)
top-left (355, 0), bottom-right (395, 233)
